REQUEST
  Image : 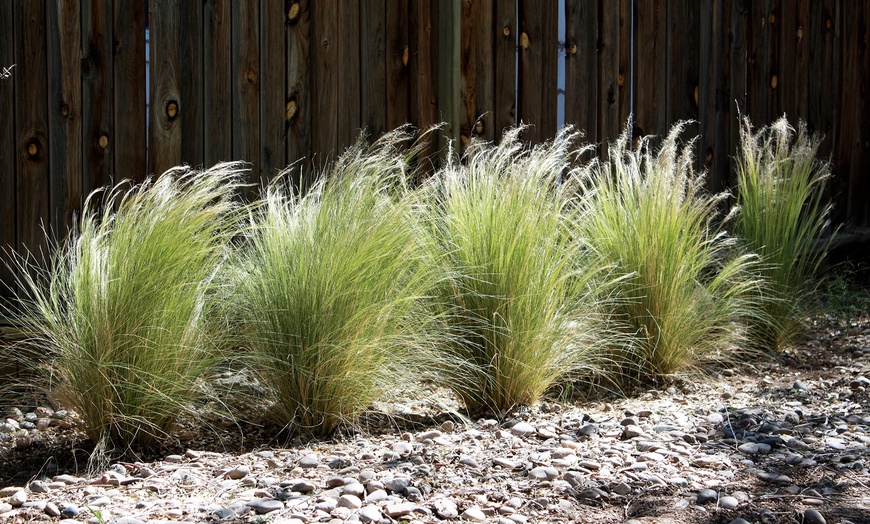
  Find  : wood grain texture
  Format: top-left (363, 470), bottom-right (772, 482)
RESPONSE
top-left (667, 0), bottom-right (699, 125)
top-left (859, 0), bottom-right (870, 226)
top-left (806, 0), bottom-right (838, 159)
top-left (778, 0), bottom-right (809, 122)
top-left (698, 0), bottom-right (731, 190)
top-left (113, 0), bottom-right (147, 184)
top-left (14, 0), bottom-right (50, 255)
top-left (232, 0), bottom-right (260, 184)
top-left (149, 0), bottom-right (182, 177)
top-left (767, 0), bottom-right (781, 118)
top-left (311, 0), bottom-right (361, 170)
top-left (617, 0), bottom-right (631, 131)
top-left (460, 0), bottom-right (495, 149)
top-left (746, 0), bottom-right (771, 125)
top-left (517, 0), bottom-right (558, 144)
top-left (286, 0), bottom-right (312, 189)
top-left (598, 0), bottom-right (621, 149)
top-left (729, 0), bottom-right (750, 165)
top-left (47, 0), bottom-right (82, 236)
top-left (337, 3), bottom-right (362, 150)
top-left (836, 1), bottom-right (868, 224)
top-left (564, 0), bottom-right (597, 144)
top-left (409, 0), bottom-right (438, 172)
top-left (493, 0), bottom-right (516, 140)
top-left (634, 0), bottom-right (668, 142)
top-left (438, 0), bottom-right (460, 160)
top-left (81, 0), bottom-right (113, 194)
top-left (0, 1), bottom-right (16, 289)
top-left (204, 0), bottom-right (233, 166)
top-left (179, 1), bottom-right (204, 169)
top-left (385, 1), bottom-right (410, 131)
top-left (260, 0), bottom-right (287, 186)
top-left (361, 0), bottom-right (387, 137)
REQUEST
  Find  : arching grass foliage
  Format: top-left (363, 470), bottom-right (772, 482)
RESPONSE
top-left (4, 164), bottom-right (246, 447)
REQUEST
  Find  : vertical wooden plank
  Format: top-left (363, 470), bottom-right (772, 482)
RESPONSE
top-left (859, 0), bottom-right (870, 226)
top-left (745, 0), bottom-right (771, 125)
top-left (777, 0), bottom-right (809, 122)
top-left (836, 1), bottom-right (869, 225)
top-left (46, 0), bottom-right (82, 236)
top-left (0, 1), bottom-right (17, 290)
top-left (634, 0), bottom-right (668, 141)
top-left (598, 0), bottom-right (621, 147)
top-left (807, 0), bottom-right (838, 159)
top-left (204, 0), bottom-right (233, 166)
top-left (340, 3), bottom-right (362, 150)
top-left (232, 0), bottom-right (260, 183)
top-left (460, 0), bottom-right (495, 150)
top-left (14, 0), bottom-right (50, 256)
top-left (311, 0), bottom-right (360, 167)
top-left (113, 0), bottom-right (147, 183)
top-left (617, 0), bottom-right (631, 132)
top-left (179, 1), bottom-right (204, 169)
top-left (767, 0), bottom-right (781, 118)
top-left (361, 0), bottom-right (387, 137)
top-left (667, 0), bottom-right (699, 125)
top-left (698, 0), bottom-right (731, 191)
top-left (438, 0), bottom-right (461, 159)
top-left (81, 0), bottom-right (113, 194)
top-left (286, 0), bottom-right (311, 187)
top-left (260, 0), bottom-right (286, 185)
top-left (385, 2), bottom-right (410, 131)
top-left (149, 0), bottom-right (182, 176)
top-left (310, 0), bottom-right (333, 162)
top-left (517, 0), bottom-right (558, 144)
top-left (730, 0), bottom-right (750, 163)
top-left (494, 0), bottom-right (517, 140)
top-left (564, 0), bottom-right (598, 143)
top-left (409, 0), bottom-right (438, 167)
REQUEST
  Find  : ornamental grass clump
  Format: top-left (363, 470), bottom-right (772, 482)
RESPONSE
top-left (733, 116), bottom-right (832, 352)
top-left (4, 164), bottom-right (246, 448)
top-left (580, 123), bottom-right (758, 383)
top-left (423, 128), bottom-right (609, 416)
top-left (232, 129), bottom-right (445, 436)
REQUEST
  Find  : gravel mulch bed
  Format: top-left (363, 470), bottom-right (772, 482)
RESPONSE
top-left (2, 314), bottom-right (869, 524)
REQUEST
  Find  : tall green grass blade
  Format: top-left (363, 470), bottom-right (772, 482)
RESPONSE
top-left (581, 122), bottom-right (759, 383)
top-left (4, 164), bottom-right (247, 447)
top-left (733, 116), bottom-right (833, 351)
top-left (423, 128), bottom-right (611, 416)
top-left (231, 129), bottom-right (446, 436)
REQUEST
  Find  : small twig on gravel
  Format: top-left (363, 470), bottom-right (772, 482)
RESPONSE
top-left (623, 496), bottom-right (636, 520)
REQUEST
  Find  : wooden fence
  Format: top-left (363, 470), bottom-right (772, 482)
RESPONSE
top-left (1, 0), bottom-right (869, 292)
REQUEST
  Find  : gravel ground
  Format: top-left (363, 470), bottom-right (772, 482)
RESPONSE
top-left (1, 314), bottom-right (869, 524)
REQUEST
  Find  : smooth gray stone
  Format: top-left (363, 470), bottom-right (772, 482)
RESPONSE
top-left (803, 509), bottom-right (826, 524)
top-left (696, 489), bottom-right (718, 505)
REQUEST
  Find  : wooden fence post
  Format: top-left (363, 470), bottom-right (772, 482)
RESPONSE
top-left (0, 1), bottom-right (16, 290)
top-left (438, 0), bottom-right (460, 162)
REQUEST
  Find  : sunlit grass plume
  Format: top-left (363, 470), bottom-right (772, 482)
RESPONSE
top-left (5, 164), bottom-right (246, 447)
top-left (580, 122), bottom-right (758, 383)
top-left (231, 129), bottom-right (444, 436)
top-left (423, 128), bottom-right (609, 416)
top-left (733, 116), bottom-right (833, 351)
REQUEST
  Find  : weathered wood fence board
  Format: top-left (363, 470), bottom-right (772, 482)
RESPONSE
top-left (14, 0), bottom-right (50, 260)
top-left (0, 2), bottom-right (15, 291)
top-left (1, 0), bottom-right (869, 297)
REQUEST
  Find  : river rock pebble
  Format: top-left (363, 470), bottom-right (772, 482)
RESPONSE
top-left (804, 508), bottom-right (827, 524)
